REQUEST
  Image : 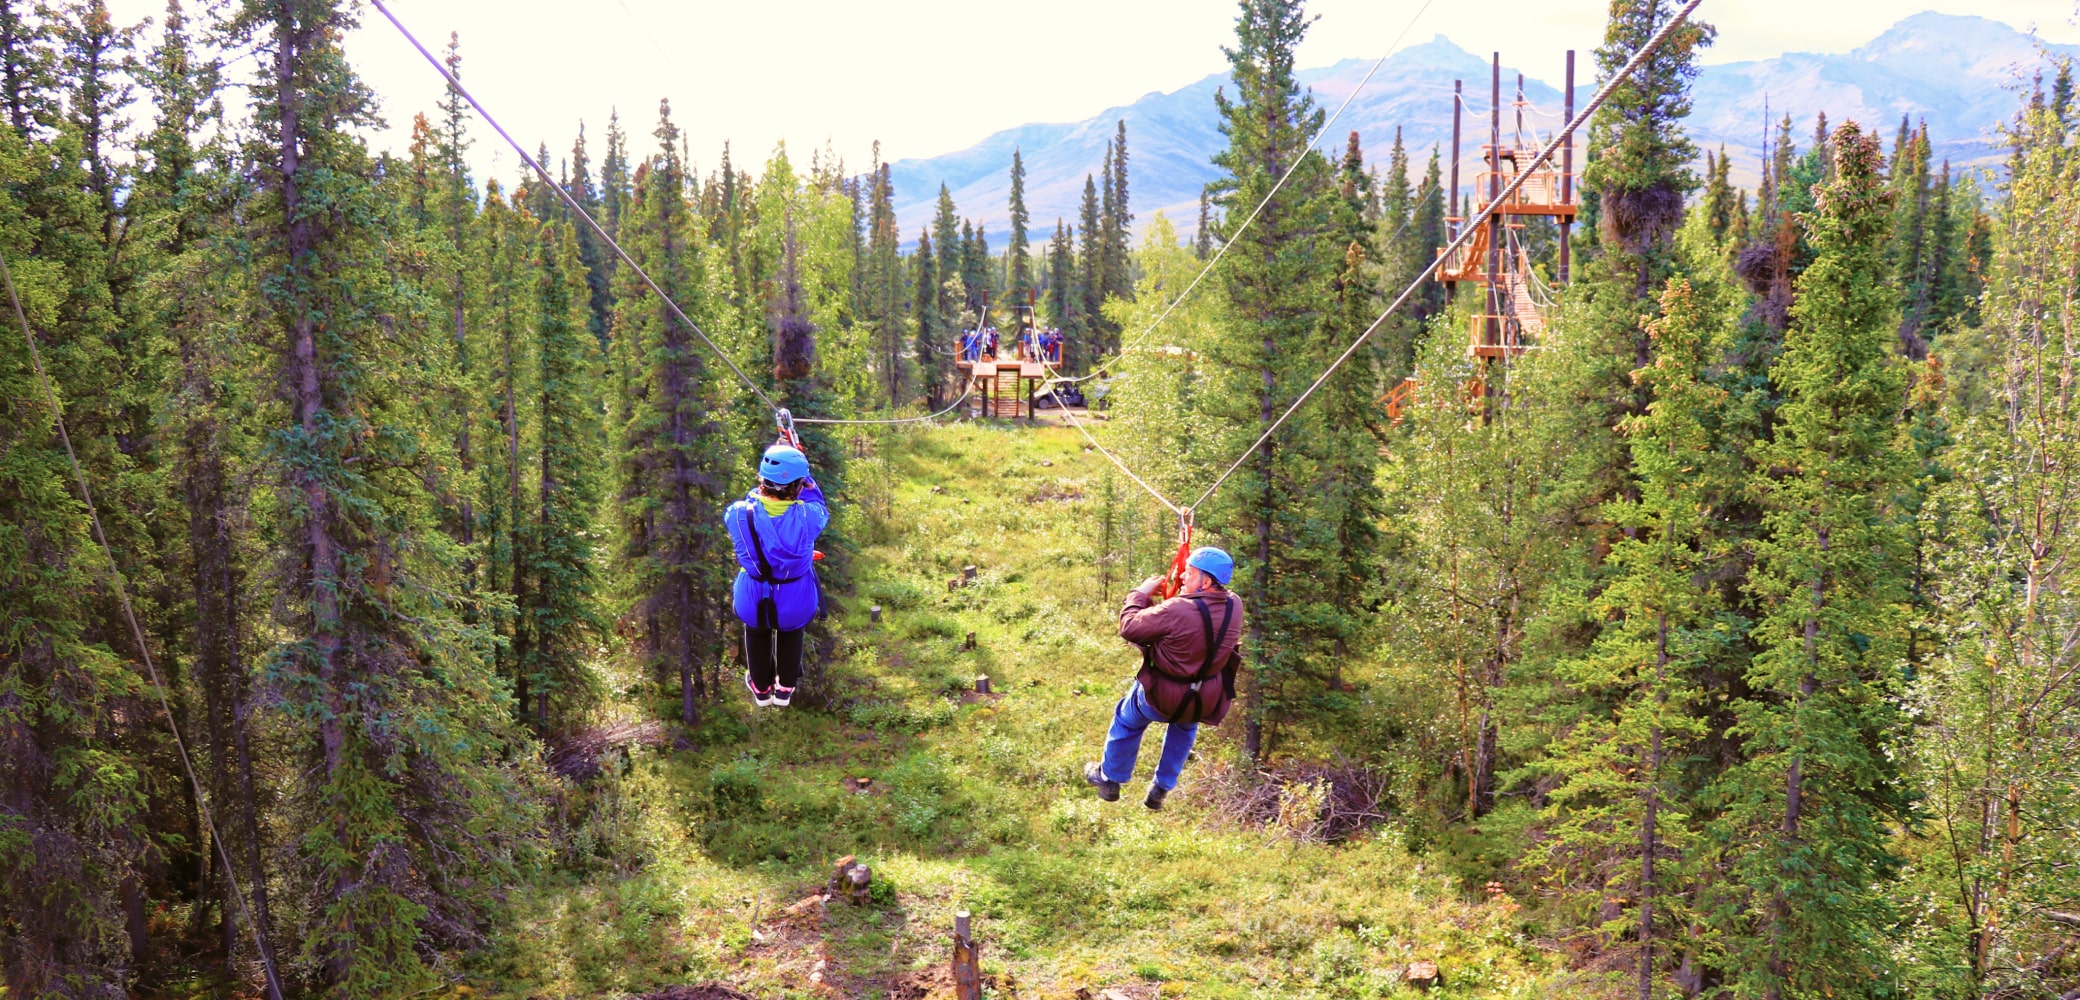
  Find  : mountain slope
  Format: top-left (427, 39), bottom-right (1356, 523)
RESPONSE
top-left (891, 12), bottom-right (2074, 238)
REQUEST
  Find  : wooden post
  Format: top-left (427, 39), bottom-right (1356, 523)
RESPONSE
top-left (1486, 52), bottom-right (1503, 362)
top-left (870, 605), bottom-right (882, 624)
top-left (952, 911), bottom-right (981, 1000)
top-left (1447, 78), bottom-right (1462, 305)
top-left (1559, 49), bottom-right (1576, 285)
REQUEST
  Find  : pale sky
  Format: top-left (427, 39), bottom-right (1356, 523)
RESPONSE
top-left (104, 0), bottom-right (2080, 181)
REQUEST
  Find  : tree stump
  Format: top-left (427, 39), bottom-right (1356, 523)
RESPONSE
top-left (963, 564), bottom-right (977, 581)
top-left (975, 675), bottom-right (991, 695)
top-left (828, 856), bottom-right (872, 906)
top-left (1405, 960), bottom-right (1442, 990)
top-left (870, 605), bottom-right (882, 624)
top-left (964, 632), bottom-right (977, 651)
top-left (952, 910), bottom-right (981, 1000)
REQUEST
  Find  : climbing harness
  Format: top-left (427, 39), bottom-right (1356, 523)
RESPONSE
top-left (740, 510), bottom-right (803, 630)
top-left (1135, 590), bottom-right (1239, 726)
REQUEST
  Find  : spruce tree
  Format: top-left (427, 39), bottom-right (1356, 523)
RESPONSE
top-left (1045, 219), bottom-right (1081, 357)
top-left (566, 123), bottom-right (613, 345)
top-left (523, 220), bottom-right (607, 727)
top-left (1532, 279), bottom-right (1726, 996)
top-left (610, 100), bottom-right (733, 724)
top-left (233, 0), bottom-right (530, 991)
top-left (1078, 173), bottom-right (1104, 349)
top-left (1007, 147), bottom-right (1032, 303)
top-left (913, 228), bottom-right (945, 406)
top-left (0, 115), bottom-right (142, 1000)
top-left (1712, 123), bottom-right (1912, 996)
top-left (1203, 0), bottom-right (1345, 758)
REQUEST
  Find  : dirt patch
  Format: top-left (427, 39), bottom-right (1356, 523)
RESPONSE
top-left (1076, 987), bottom-right (1160, 1000)
top-left (957, 689), bottom-right (1003, 706)
top-left (634, 985), bottom-right (765, 1000)
top-left (887, 964), bottom-right (996, 1000)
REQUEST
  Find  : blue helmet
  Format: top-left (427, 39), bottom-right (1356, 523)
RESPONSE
top-left (759, 445), bottom-right (809, 485)
top-left (1186, 546), bottom-right (1235, 587)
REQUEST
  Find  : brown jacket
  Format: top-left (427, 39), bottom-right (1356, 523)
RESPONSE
top-left (1120, 585), bottom-right (1246, 726)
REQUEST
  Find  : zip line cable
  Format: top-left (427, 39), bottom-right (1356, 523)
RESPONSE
top-left (373, 0), bottom-right (779, 412)
top-left (1188, 0), bottom-right (1707, 511)
top-left (1048, 0), bottom-right (1436, 387)
top-left (1039, 356), bottom-right (1184, 515)
top-left (1, 252), bottom-right (287, 1000)
top-left (793, 387), bottom-right (973, 425)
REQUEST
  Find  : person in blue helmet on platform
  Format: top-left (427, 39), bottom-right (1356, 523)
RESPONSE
top-left (1083, 546), bottom-right (1245, 810)
top-left (724, 443), bottom-right (830, 707)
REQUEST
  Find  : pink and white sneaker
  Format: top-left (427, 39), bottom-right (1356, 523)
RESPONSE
top-left (743, 670), bottom-right (774, 708)
top-left (771, 685), bottom-right (795, 708)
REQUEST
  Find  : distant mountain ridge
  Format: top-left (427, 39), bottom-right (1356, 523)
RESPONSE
top-left (888, 12), bottom-right (2074, 240)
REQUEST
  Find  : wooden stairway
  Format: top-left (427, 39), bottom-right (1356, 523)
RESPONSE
top-left (990, 366), bottom-right (1026, 417)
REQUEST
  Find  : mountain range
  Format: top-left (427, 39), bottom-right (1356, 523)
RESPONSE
top-left (887, 12), bottom-right (2075, 239)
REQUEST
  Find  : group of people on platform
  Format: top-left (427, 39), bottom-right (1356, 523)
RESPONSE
top-left (958, 325), bottom-right (1064, 365)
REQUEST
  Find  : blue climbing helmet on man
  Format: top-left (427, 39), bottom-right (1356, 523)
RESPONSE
top-left (725, 440), bottom-right (830, 708)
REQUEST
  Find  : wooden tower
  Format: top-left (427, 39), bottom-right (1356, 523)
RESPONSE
top-left (1387, 49), bottom-right (1577, 424)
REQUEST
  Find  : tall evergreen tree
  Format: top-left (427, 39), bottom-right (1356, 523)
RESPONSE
top-left (1203, 0), bottom-right (1345, 758)
top-left (522, 221), bottom-right (607, 727)
top-left (1712, 124), bottom-right (1912, 997)
top-left (233, 0), bottom-right (529, 991)
top-left (913, 228), bottom-right (946, 407)
top-left (1007, 147), bottom-right (1032, 303)
top-left (1532, 279), bottom-right (1727, 996)
top-left (610, 100), bottom-right (733, 725)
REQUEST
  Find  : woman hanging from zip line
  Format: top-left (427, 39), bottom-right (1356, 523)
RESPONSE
top-left (724, 442), bottom-right (829, 707)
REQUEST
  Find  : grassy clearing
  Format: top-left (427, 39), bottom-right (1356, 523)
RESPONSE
top-left (466, 422), bottom-right (1566, 999)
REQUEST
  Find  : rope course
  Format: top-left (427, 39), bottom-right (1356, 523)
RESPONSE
top-left (1, 251), bottom-right (287, 1000)
top-left (374, 0), bottom-right (1706, 524)
top-left (1190, 0), bottom-right (1706, 510)
top-left (1046, 0), bottom-right (1706, 518)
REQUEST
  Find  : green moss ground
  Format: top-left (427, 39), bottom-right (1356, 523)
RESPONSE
top-left (468, 423), bottom-right (1566, 999)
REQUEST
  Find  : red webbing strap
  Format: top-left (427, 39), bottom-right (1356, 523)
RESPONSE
top-left (1156, 511), bottom-right (1194, 600)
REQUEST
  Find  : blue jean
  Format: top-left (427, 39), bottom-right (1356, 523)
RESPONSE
top-left (1101, 684), bottom-right (1199, 791)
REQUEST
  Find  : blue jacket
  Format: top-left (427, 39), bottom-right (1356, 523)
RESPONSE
top-left (724, 478), bottom-right (830, 631)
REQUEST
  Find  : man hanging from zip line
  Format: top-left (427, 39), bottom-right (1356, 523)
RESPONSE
top-left (724, 443), bottom-right (829, 708)
top-left (1084, 546), bottom-right (1244, 810)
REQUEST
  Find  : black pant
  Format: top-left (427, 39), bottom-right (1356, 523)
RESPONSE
top-left (744, 625), bottom-right (804, 690)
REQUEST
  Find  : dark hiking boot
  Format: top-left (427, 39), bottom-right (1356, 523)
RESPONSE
top-left (772, 685), bottom-right (795, 708)
top-left (1083, 762), bottom-right (1120, 802)
top-left (743, 670), bottom-right (774, 708)
top-left (1145, 784), bottom-right (1169, 811)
